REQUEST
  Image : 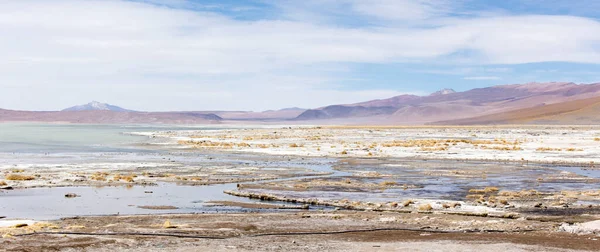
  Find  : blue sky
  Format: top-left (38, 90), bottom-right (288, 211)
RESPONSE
top-left (1, 0), bottom-right (600, 111)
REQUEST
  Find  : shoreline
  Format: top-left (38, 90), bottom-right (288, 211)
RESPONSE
top-left (1, 124), bottom-right (600, 250)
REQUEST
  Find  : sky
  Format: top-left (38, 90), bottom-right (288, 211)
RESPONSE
top-left (2, 0), bottom-right (600, 111)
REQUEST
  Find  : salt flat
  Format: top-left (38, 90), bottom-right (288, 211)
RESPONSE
top-left (143, 125), bottom-right (600, 165)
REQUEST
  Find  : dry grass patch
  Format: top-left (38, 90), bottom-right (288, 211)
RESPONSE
top-left (468, 187), bottom-right (499, 194)
top-left (380, 180), bottom-right (397, 187)
top-left (418, 204), bottom-right (433, 211)
top-left (90, 172), bottom-right (109, 181)
top-left (113, 173), bottom-right (136, 183)
top-left (420, 146), bottom-right (447, 151)
top-left (565, 148), bottom-right (583, 152)
top-left (536, 147), bottom-right (562, 152)
top-left (0, 180), bottom-right (6, 186)
top-left (5, 174), bottom-right (35, 181)
top-left (162, 220), bottom-right (177, 228)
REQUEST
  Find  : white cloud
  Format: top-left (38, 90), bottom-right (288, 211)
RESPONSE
top-left (1, 0), bottom-right (600, 111)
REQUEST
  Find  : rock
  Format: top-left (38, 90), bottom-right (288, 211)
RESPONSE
top-left (13, 223), bottom-right (28, 228)
top-left (64, 193), bottom-right (80, 198)
top-left (559, 220), bottom-right (600, 235)
top-left (379, 217), bottom-right (396, 222)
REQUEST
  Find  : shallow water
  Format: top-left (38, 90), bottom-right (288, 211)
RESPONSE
top-left (247, 159), bottom-right (600, 203)
top-left (2, 124), bottom-right (599, 220)
top-left (0, 170), bottom-right (335, 220)
top-left (1, 183), bottom-right (237, 220)
top-left (555, 166), bottom-right (600, 179)
top-left (0, 123), bottom-right (339, 220)
top-left (0, 123), bottom-right (225, 153)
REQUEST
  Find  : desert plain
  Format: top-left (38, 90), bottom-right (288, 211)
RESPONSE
top-left (1, 125), bottom-right (600, 251)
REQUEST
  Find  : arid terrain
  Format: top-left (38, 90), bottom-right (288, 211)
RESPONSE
top-left (5, 0), bottom-right (600, 250)
top-left (2, 212), bottom-right (599, 251)
top-left (142, 125), bottom-right (600, 164)
top-left (1, 125), bottom-right (599, 251)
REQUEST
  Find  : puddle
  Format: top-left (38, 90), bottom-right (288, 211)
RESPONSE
top-left (0, 156), bottom-right (339, 221)
top-left (0, 181), bottom-right (329, 221)
top-left (249, 159), bottom-right (600, 204)
top-left (554, 166), bottom-right (600, 179)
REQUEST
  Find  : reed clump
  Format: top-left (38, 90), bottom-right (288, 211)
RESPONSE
top-left (5, 174), bottom-right (35, 181)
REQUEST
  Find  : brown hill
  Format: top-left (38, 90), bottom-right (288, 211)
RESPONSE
top-left (295, 82), bottom-right (600, 124)
top-left (434, 96), bottom-right (600, 125)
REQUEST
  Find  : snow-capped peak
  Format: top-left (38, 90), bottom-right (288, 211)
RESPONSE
top-left (62, 101), bottom-right (132, 112)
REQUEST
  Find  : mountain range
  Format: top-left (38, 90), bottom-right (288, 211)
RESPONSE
top-left (294, 82), bottom-right (600, 124)
top-left (3, 82), bottom-right (600, 125)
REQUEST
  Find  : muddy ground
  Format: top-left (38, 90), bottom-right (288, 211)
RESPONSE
top-left (1, 211), bottom-right (599, 251)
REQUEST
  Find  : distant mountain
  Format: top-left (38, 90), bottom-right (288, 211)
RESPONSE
top-left (0, 109), bottom-right (222, 124)
top-left (429, 88), bottom-right (456, 96)
top-left (434, 95), bottom-right (600, 125)
top-left (296, 105), bottom-right (397, 120)
top-left (350, 94), bottom-right (420, 108)
top-left (4, 82), bottom-right (600, 125)
top-left (277, 107), bottom-right (306, 111)
top-left (213, 107), bottom-right (306, 120)
top-left (294, 82), bottom-right (600, 124)
top-left (62, 101), bottom-right (133, 112)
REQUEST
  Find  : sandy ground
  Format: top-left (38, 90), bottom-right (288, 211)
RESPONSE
top-left (1, 212), bottom-right (599, 251)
